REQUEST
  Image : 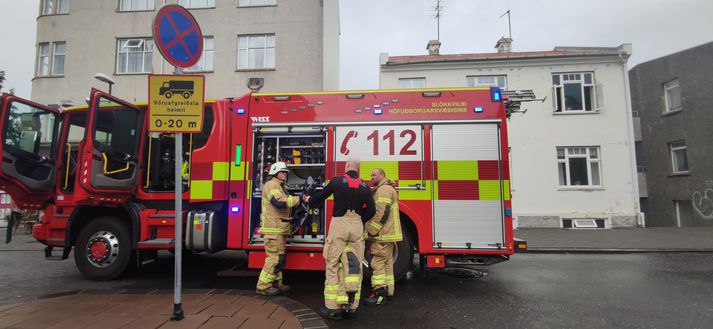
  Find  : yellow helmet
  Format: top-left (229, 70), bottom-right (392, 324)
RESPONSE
top-left (268, 162), bottom-right (289, 175)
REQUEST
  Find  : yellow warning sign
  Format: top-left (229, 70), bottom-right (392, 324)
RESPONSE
top-left (149, 74), bottom-right (204, 133)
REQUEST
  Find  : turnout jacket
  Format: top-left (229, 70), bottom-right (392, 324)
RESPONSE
top-left (260, 177), bottom-right (300, 237)
top-left (365, 178), bottom-right (402, 242)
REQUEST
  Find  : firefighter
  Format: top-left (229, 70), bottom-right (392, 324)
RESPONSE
top-left (304, 157), bottom-right (376, 320)
top-left (363, 168), bottom-right (402, 305)
top-left (256, 162), bottom-right (301, 296)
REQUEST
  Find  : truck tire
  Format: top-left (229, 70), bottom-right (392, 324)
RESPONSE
top-left (182, 91), bottom-right (191, 99)
top-left (393, 226), bottom-right (414, 281)
top-left (74, 217), bottom-right (132, 281)
top-left (363, 223), bottom-right (414, 282)
top-left (164, 91), bottom-right (173, 99)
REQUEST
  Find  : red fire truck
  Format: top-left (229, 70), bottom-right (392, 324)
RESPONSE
top-left (0, 87), bottom-right (524, 281)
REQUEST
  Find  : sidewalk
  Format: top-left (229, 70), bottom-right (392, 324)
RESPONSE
top-left (0, 290), bottom-right (327, 329)
top-left (516, 226), bottom-right (713, 252)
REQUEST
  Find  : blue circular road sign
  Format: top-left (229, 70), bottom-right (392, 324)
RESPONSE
top-left (153, 5), bottom-right (203, 68)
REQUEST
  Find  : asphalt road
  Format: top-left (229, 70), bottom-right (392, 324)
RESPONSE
top-left (2, 230), bottom-right (712, 329)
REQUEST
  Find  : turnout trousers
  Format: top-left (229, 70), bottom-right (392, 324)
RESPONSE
top-left (323, 211), bottom-right (365, 311)
top-left (369, 241), bottom-right (395, 296)
top-left (257, 235), bottom-right (287, 290)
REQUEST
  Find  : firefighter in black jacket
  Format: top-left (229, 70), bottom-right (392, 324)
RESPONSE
top-left (305, 157), bottom-right (376, 320)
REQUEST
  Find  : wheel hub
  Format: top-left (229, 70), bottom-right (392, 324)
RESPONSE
top-left (85, 231), bottom-right (119, 268)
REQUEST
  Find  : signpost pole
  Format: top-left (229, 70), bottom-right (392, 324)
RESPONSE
top-left (171, 66), bottom-right (184, 321)
top-left (151, 5), bottom-right (203, 321)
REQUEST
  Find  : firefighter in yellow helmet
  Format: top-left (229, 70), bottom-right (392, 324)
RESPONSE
top-left (304, 157), bottom-right (376, 320)
top-left (363, 168), bottom-right (402, 305)
top-left (256, 162), bottom-right (300, 296)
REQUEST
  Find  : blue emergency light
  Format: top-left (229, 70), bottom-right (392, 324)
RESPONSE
top-left (374, 108), bottom-right (383, 115)
top-left (237, 108), bottom-right (245, 114)
top-left (474, 107), bottom-right (484, 113)
top-left (490, 87), bottom-right (502, 102)
top-left (231, 206), bottom-right (240, 213)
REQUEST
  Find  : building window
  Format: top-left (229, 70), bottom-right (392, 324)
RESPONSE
top-left (237, 34), bottom-right (275, 70)
top-left (37, 43), bottom-right (50, 77)
top-left (552, 72), bottom-right (601, 112)
top-left (52, 42), bottom-right (66, 76)
top-left (467, 75), bottom-right (507, 89)
top-left (238, 0), bottom-right (276, 7)
top-left (399, 78), bottom-right (426, 89)
top-left (37, 42), bottom-right (65, 77)
top-left (116, 38), bottom-right (153, 74)
top-left (119, 0), bottom-right (154, 11)
top-left (179, 0), bottom-right (214, 8)
top-left (185, 37), bottom-right (214, 72)
top-left (42, 0), bottom-right (69, 15)
top-left (669, 141), bottom-right (689, 174)
top-left (557, 146), bottom-right (601, 187)
top-left (663, 79), bottom-right (681, 113)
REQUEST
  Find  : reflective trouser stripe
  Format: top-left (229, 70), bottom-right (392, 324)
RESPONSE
top-left (371, 274), bottom-right (386, 286)
top-left (260, 227), bottom-right (289, 234)
top-left (259, 270), bottom-right (276, 283)
top-left (385, 275), bottom-right (395, 285)
top-left (345, 275), bottom-right (360, 283)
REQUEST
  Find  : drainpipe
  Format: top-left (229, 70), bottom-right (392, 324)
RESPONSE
top-left (618, 44), bottom-right (644, 227)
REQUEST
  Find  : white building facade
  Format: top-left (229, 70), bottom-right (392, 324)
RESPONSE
top-left (31, 0), bottom-right (340, 106)
top-left (380, 43), bottom-right (642, 228)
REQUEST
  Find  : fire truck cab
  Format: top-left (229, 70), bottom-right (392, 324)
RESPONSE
top-left (0, 87), bottom-right (518, 281)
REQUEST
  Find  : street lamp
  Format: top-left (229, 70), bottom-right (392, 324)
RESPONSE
top-left (94, 73), bottom-right (115, 95)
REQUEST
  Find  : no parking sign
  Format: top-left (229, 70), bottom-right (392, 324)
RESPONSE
top-left (153, 4), bottom-right (203, 68)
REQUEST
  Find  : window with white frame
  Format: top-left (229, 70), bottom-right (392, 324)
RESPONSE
top-left (37, 42), bottom-right (65, 77)
top-left (52, 42), bottom-right (66, 76)
top-left (119, 0), bottom-right (154, 11)
top-left (467, 75), bottom-right (507, 89)
top-left (663, 79), bottom-right (681, 113)
top-left (179, 0), bottom-right (214, 8)
top-left (37, 43), bottom-right (50, 77)
top-left (237, 34), bottom-right (275, 70)
top-left (669, 141), bottom-right (689, 173)
top-left (399, 78), bottom-right (426, 89)
top-left (557, 146), bottom-right (601, 187)
top-left (552, 72), bottom-right (602, 112)
top-left (42, 0), bottom-right (69, 15)
top-left (116, 38), bottom-right (153, 74)
top-left (185, 37), bottom-right (214, 72)
top-left (239, 0), bottom-right (276, 7)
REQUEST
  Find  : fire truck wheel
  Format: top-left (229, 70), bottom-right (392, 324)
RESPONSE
top-left (393, 227), bottom-right (414, 281)
top-left (363, 226), bottom-right (414, 282)
top-left (74, 217), bottom-right (132, 281)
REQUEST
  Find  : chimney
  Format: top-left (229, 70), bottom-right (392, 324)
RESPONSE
top-left (495, 37), bottom-right (513, 53)
top-left (427, 40), bottom-right (441, 55)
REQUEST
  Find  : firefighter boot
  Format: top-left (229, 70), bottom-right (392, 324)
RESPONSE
top-left (363, 287), bottom-right (388, 306)
top-left (256, 286), bottom-right (281, 296)
top-left (274, 282), bottom-right (291, 293)
top-left (320, 307), bottom-right (344, 320)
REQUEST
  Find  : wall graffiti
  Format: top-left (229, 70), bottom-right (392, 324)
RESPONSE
top-left (692, 180), bottom-right (713, 220)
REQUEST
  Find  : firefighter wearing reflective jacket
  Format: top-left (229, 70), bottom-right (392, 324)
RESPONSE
top-left (305, 157), bottom-right (376, 320)
top-left (256, 162), bottom-right (300, 296)
top-left (363, 168), bottom-right (402, 306)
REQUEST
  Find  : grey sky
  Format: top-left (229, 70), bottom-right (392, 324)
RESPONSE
top-left (1, 0), bottom-right (712, 98)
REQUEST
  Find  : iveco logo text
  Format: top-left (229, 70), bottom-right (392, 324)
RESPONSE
top-left (251, 116), bottom-right (270, 123)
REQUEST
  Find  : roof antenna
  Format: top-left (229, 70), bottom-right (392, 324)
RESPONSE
top-left (433, 0), bottom-right (444, 41)
top-left (499, 9), bottom-right (512, 39)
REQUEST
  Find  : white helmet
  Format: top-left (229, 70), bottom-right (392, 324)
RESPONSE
top-left (268, 162), bottom-right (289, 175)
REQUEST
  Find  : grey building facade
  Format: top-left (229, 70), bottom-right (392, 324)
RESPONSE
top-left (629, 41), bottom-right (713, 227)
top-left (31, 0), bottom-right (340, 106)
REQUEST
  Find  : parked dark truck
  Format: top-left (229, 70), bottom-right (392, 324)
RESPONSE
top-left (159, 80), bottom-right (194, 99)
